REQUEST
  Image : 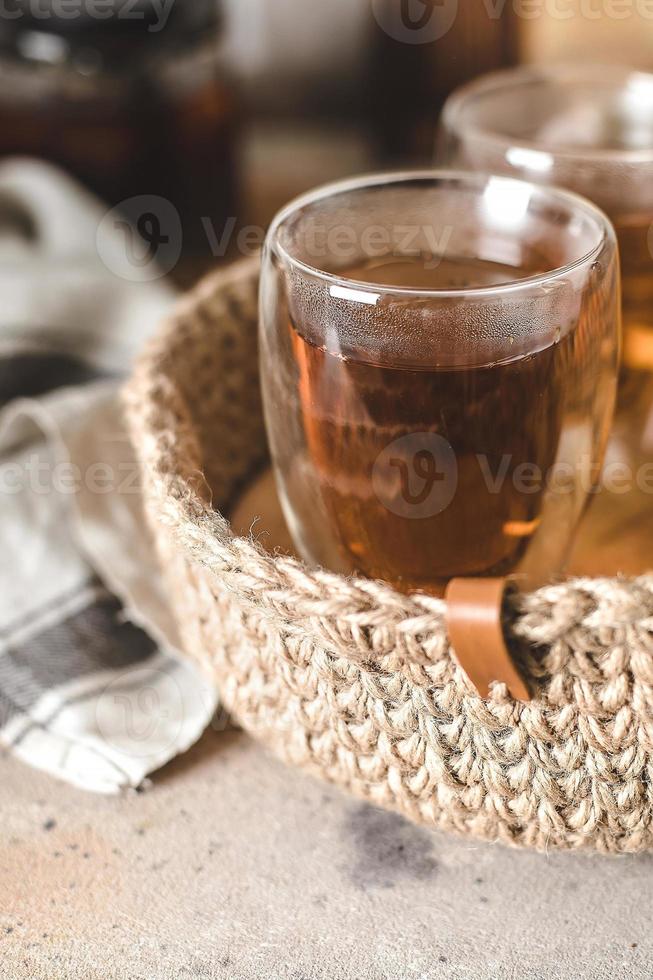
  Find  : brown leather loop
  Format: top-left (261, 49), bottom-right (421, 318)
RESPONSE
top-left (444, 577), bottom-right (530, 701)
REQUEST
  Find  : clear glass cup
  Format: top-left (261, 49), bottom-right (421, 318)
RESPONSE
top-left (440, 64), bottom-right (653, 460)
top-left (259, 171), bottom-right (620, 596)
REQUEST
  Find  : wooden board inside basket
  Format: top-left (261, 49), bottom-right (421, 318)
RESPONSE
top-left (230, 466), bottom-right (653, 581)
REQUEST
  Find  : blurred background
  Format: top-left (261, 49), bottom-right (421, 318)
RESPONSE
top-left (1, 0), bottom-right (652, 281)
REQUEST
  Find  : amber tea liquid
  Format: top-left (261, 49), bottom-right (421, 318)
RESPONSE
top-left (613, 216), bottom-right (653, 443)
top-left (286, 255), bottom-right (613, 595)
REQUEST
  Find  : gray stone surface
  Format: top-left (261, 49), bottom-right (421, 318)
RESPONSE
top-left (2, 730), bottom-right (652, 979)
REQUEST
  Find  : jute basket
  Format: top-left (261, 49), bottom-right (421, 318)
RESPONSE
top-left (125, 257), bottom-right (653, 853)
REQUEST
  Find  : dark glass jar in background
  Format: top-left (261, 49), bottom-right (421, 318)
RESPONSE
top-left (0, 0), bottom-right (238, 276)
top-left (369, 0), bottom-right (519, 162)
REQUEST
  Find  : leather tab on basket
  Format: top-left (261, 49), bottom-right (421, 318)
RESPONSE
top-left (444, 577), bottom-right (530, 701)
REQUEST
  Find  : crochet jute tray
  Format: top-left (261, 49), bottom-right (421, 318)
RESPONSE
top-left (125, 257), bottom-right (653, 854)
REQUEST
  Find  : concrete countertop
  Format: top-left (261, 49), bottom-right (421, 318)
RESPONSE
top-left (2, 727), bottom-right (652, 980)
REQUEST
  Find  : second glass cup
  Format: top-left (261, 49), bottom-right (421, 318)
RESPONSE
top-left (440, 64), bottom-right (653, 459)
top-left (260, 172), bottom-right (620, 596)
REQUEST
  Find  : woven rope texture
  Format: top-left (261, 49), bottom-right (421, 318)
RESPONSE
top-left (125, 257), bottom-right (653, 853)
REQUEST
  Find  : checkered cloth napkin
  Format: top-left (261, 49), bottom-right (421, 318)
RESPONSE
top-left (0, 160), bottom-right (217, 793)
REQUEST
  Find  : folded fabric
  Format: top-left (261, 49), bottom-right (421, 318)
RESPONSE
top-left (0, 159), bottom-right (218, 793)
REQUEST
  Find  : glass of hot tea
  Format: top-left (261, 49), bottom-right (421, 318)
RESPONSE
top-left (260, 172), bottom-right (620, 596)
top-left (440, 65), bottom-right (653, 459)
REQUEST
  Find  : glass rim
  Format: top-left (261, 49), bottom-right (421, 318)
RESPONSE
top-left (266, 168), bottom-right (612, 300)
top-left (443, 63), bottom-right (653, 166)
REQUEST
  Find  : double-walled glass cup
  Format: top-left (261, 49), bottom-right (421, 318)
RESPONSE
top-left (441, 64), bottom-right (653, 456)
top-left (260, 172), bottom-right (620, 596)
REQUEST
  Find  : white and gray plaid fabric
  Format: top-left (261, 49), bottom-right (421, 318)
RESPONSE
top-left (0, 160), bottom-right (217, 793)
